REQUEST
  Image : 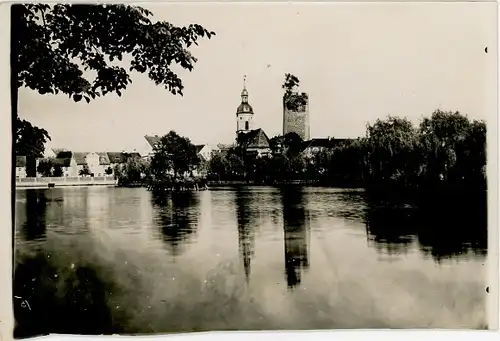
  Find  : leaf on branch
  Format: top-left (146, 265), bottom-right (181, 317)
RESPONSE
top-left (73, 94), bottom-right (82, 102)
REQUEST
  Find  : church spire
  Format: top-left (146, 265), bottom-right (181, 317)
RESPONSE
top-left (241, 75), bottom-right (248, 102)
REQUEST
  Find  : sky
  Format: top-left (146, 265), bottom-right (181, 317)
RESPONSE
top-left (18, 1), bottom-right (497, 152)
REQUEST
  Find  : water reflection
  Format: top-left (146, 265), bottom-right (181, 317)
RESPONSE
top-left (234, 188), bottom-right (256, 281)
top-left (152, 191), bottom-right (201, 257)
top-left (364, 190), bottom-right (487, 262)
top-left (14, 186), bottom-right (488, 334)
top-left (21, 190), bottom-right (47, 241)
top-left (280, 187), bottom-right (310, 289)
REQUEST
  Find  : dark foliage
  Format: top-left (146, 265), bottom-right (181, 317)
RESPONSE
top-left (207, 110), bottom-right (487, 191)
top-left (12, 4), bottom-right (215, 175)
top-left (282, 73), bottom-right (308, 111)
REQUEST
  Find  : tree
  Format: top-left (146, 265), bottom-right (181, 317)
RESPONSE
top-left (419, 110), bottom-right (486, 185)
top-left (364, 116), bottom-right (420, 185)
top-left (16, 118), bottom-right (51, 176)
top-left (11, 4), bottom-right (216, 174)
top-left (282, 73), bottom-right (308, 111)
top-left (114, 156), bottom-right (149, 185)
top-left (52, 164), bottom-right (64, 177)
top-left (150, 131), bottom-right (199, 182)
top-left (282, 132), bottom-right (304, 157)
top-left (79, 164), bottom-right (90, 176)
top-left (207, 151), bottom-right (226, 181)
top-left (36, 158), bottom-right (54, 177)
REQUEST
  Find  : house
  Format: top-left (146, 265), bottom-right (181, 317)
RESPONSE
top-left (16, 156), bottom-right (27, 179)
top-left (107, 152), bottom-right (127, 171)
top-left (301, 138), bottom-right (356, 159)
top-left (237, 128), bottom-right (272, 157)
top-left (72, 152), bottom-right (112, 176)
top-left (143, 135), bottom-right (162, 159)
top-left (53, 150), bottom-right (78, 177)
top-left (107, 152), bottom-right (142, 173)
top-left (301, 138), bottom-right (332, 158)
top-left (97, 152), bottom-right (113, 175)
top-left (195, 144), bottom-right (220, 162)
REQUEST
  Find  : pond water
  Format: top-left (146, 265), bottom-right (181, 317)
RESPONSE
top-left (13, 186), bottom-right (488, 336)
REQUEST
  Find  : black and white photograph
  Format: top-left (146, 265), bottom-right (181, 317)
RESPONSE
top-left (6, 1), bottom-right (498, 338)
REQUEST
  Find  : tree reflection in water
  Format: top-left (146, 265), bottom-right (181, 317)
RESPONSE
top-left (234, 187), bottom-right (256, 281)
top-left (21, 190), bottom-right (48, 242)
top-left (279, 186), bottom-right (310, 289)
top-left (152, 191), bottom-right (201, 257)
top-left (363, 189), bottom-right (487, 262)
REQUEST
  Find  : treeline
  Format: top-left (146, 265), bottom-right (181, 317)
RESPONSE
top-left (114, 110), bottom-right (486, 193)
top-left (206, 110), bottom-right (487, 191)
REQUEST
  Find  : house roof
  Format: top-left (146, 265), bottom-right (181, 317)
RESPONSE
top-left (330, 138), bottom-right (354, 147)
top-left (124, 152), bottom-right (141, 159)
top-left (16, 156), bottom-right (26, 167)
top-left (238, 129), bottom-right (270, 149)
top-left (72, 152), bottom-right (88, 165)
top-left (53, 157), bottom-right (72, 167)
top-left (145, 135), bottom-right (161, 148)
top-left (107, 152), bottom-right (141, 164)
top-left (107, 152), bottom-right (125, 164)
top-left (195, 145), bottom-right (205, 153)
top-left (303, 138), bottom-right (331, 149)
top-left (55, 150), bottom-right (72, 159)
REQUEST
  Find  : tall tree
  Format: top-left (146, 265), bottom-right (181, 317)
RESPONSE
top-left (12, 4), bottom-right (215, 174)
top-left (15, 118), bottom-right (51, 176)
top-left (36, 158), bottom-right (54, 177)
top-left (151, 131), bottom-right (199, 182)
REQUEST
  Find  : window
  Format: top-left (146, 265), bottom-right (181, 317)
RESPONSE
top-left (245, 121), bottom-right (249, 130)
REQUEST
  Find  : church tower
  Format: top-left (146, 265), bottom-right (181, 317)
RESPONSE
top-left (236, 75), bottom-right (254, 134)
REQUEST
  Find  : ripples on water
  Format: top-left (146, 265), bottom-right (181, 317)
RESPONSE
top-left (13, 186), bottom-right (488, 336)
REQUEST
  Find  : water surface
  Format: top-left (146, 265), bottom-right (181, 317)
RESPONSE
top-left (14, 186), bottom-right (488, 336)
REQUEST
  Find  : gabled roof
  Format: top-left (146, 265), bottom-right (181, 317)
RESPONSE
top-left (107, 152), bottom-right (125, 164)
top-left (124, 152), bottom-right (141, 159)
top-left (16, 156), bottom-right (26, 167)
top-left (303, 138), bottom-right (331, 149)
top-left (107, 152), bottom-right (141, 164)
top-left (195, 145), bottom-right (205, 154)
top-left (238, 129), bottom-right (270, 149)
top-left (55, 150), bottom-right (72, 159)
top-left (53, 157), bottom-right (72, 167)
top-left (330, 138), bottom-right (354, 147)
top-left (72, 152), bottom-right (88, 165)
top-left (145, 135), bottom-right (161, 148)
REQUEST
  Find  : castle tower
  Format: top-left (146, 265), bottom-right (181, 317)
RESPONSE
top-left (283, 90), bottom-right (310, 141)
top-left (236, 75), bottom-right (254, 135)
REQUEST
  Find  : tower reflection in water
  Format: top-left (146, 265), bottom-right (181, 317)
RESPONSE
top-left (280, 186), bottom-right (310, 289)
top-left (234, 188), bottom-right (255, 281)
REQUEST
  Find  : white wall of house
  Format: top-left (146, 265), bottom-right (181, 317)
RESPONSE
top-left (16, 167), bottom-right (27, 178)
top-left (84, 152), bottom-right (108, 176)
top-left (66, 159), bottom-right (79, 177)
top-left (198, 145), bottom-right (220, 162)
